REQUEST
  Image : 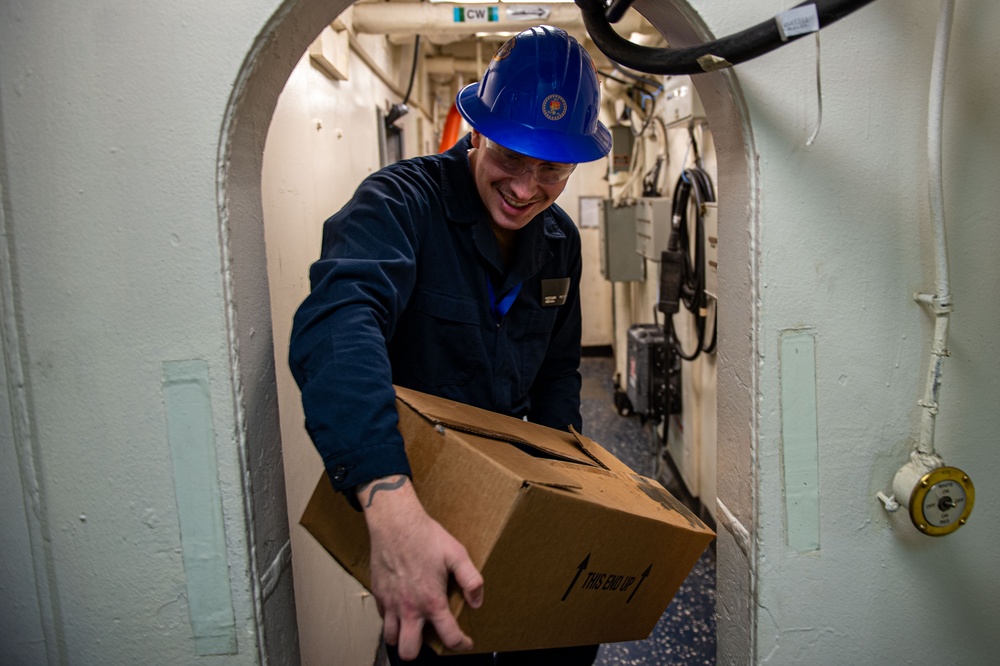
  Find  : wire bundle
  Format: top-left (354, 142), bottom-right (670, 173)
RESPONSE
top-left (666, 167), bottom-right (716, 360)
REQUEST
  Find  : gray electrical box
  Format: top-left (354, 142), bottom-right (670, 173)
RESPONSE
top-left (636, 197), bottom-right (673, 261)
top-left (599, 200), bottom-right (645, 282)
top-left (610, 125), bottom-right (634, 174)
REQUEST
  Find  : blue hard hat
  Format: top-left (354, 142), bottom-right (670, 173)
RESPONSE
top-left (456, 26), bottom-right (612, 164)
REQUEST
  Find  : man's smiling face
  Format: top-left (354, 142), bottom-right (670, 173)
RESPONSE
top-left (468, 130), bottom-right (574, 235)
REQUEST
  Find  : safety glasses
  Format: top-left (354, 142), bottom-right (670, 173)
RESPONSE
top-left (483, 138), bottom-right (577, 185)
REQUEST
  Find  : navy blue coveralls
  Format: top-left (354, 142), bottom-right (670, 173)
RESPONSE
top-left (289, 133), bottom-right (583, 498)
top-left (290, 134), bottom-right (598, 665)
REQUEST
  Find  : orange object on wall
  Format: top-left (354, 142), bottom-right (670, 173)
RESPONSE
top-left (438, 102), bottom-right (463, 153)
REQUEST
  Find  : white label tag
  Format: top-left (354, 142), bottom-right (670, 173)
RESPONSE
top-left (775, 4), bottom-right (820, 41)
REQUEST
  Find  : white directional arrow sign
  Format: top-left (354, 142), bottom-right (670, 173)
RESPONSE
top-left (506, 6), bottom-right (551, 21)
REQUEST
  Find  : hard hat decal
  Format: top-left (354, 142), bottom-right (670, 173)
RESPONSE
top-left (494, 37), bottom-right (515, 61)
top-left (542, 94), bottom-right (568, 121)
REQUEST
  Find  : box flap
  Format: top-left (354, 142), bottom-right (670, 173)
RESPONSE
top-left (395, 386), bottom-right (603, 469)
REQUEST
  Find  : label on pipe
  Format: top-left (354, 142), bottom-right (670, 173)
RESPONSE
top-left (775, 4), bottom-right (820, 41)
top-left (454, 6), bottom-right (500, 23)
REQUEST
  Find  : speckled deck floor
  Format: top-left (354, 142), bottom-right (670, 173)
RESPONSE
top-left (579, 354), bottom-right (717, 666)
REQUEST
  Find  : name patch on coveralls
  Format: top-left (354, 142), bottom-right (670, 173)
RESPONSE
top-left (542, 278), bottom-right (570, 306)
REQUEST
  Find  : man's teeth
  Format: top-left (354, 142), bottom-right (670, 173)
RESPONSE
top-left (501, 192), bottom-right (530, 209)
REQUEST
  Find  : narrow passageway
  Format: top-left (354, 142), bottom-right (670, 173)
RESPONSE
top-left (580, 355), bottom-right (716, 665)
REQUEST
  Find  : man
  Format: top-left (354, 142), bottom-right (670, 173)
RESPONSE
top-left (289, 26), bottom-right (612, 665)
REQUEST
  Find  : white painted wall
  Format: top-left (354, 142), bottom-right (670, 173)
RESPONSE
top-left (559, 158), bottom-right (616, 348)
top-left (262, 31), bottom-right (426, 665)
top-left (678, 0), bottom-right (1000, 662)
top-left (0, 0), bottom-right (293, 663)
top-left (2, 0), bottom-right (999, 664)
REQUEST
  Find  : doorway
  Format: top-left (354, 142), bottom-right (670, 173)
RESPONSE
top-left (219, 1), bottom-right (758, 663)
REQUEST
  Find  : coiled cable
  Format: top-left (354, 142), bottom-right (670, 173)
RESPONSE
top-left (667, 167), bottom-right (716, 361)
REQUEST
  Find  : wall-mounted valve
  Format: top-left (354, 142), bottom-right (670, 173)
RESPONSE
top-left (883, 451), bottom-right (975, 536)
top-left (905, 466), bottom-right (974, 536)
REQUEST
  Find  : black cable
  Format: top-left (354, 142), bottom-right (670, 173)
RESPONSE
top-left (703, 300), bottom-right (718, 355)
top-left (385, 35), bottom-right (422, 130)
top-left (630, 90), bottom-right (657, 137)
top-left (402, 34), bottom-right (421, 105)
top-left (597, 69), bottom-right (634, 86)
top-left (574, 0), bottom-right (877, 75)
top-left (666, 167), bottom-right (716, 362)
top-left (605, 0), bottom-right (636, 24)
top-left (687, 127), bottom-right (701, 169)
top-left (642, 155), bottom-right (665, 198)
top-left (610, 67), bottom-right (664, 92)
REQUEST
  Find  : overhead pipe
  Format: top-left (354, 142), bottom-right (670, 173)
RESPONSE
top-left (424, 56), bottom-right (481, 77)
top-left (351, 2), bottom-right (647, 38)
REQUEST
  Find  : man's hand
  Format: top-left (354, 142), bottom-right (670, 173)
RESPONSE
top-left (357, 475), bottom-right (485, 661)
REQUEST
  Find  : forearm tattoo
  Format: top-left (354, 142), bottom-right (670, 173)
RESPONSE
top-left (358, 474), bottom-right (407, 508)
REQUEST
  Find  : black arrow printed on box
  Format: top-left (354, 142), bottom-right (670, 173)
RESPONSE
top-left (561, 554), bottom-right (590, 601)
top-left (626, 564), bottom-right (652, 604)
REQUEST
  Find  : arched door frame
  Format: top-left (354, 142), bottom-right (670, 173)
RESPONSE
top-left (217, 1), bottom-right (760, 663)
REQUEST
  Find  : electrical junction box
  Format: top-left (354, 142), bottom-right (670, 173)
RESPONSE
top-left (662, 75), bottom-right (705, 128)
top-left (610, 125), bottom-right (634, 174)
top-left (626, 324), bottom-right (675, 421)
top-left (703, 202), bottom-right (718, 299)
top-left (599, 200), bottom-right (645, 282)
top-left (636, 197), bottom-right (673, 261)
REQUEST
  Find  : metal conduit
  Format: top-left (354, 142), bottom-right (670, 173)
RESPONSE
top-left (351, 2), bottom-right (647, 37)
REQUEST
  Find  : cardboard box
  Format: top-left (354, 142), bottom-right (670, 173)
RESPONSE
top-left (300, 386), bottom-right (714, 654)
